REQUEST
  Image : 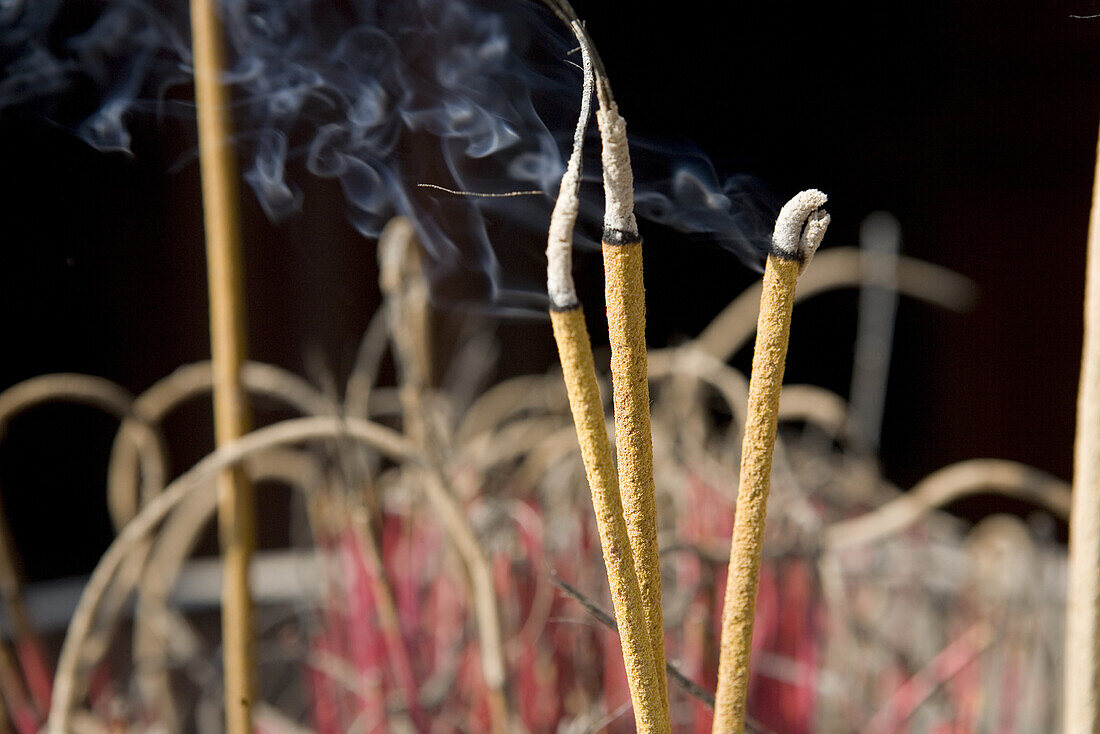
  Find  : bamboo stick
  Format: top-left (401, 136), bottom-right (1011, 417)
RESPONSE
top-left (188, 1), bottom-right (256, 732)
top-left (712, 190), bottom-right (829, 734)
top-left (1066, 118), bottom-right (1100, 734)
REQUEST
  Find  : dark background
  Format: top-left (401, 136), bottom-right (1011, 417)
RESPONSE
top-left (0, 0), bottom-right (1098, 581)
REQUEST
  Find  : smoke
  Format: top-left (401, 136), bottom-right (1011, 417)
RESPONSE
top-left (0, 0), bottom-right (774, 311)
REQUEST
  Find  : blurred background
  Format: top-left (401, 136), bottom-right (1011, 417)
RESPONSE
top-left (0, 0), bottom-right (1097, 585)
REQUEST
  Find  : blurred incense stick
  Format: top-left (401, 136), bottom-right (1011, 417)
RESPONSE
top-left (848, 213), bottom-right (901, 453)
top-left (188, 1), bottom-right (256, 733)
top-left (0, 498), bottom-right (49, 718)
top-left (378, 218), bottom-right (510, 732)
top-left (1065, 119), bottom-right (1100, 734)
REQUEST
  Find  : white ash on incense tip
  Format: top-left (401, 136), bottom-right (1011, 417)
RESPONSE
top-left (771, 188), bottom-right (830, 269)
top-left (546, 170), bottom-right (583, 308)
top-left (797, 208), bottom-right (831, 271)
top-left (597, 102), bottom-right (639, 240)
top-left (544, 20), bottom-right (595, 311)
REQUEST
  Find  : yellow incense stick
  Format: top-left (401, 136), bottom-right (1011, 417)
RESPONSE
top-left (599, 98), bottom-right (670, 718)
top-left (551, 306), bottom-right (668, 732)
top-left (712, 190), bottom-right (830, 734)
top-left (189, 1), bottom-right (256, 733)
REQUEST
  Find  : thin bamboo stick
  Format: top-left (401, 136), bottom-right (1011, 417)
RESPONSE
top-left (1065, 118), bottom-right (1100, 734)
top-left (188, 1), bottom-right (255, 732)
top-left (712, 190), bottom-right (829, 734)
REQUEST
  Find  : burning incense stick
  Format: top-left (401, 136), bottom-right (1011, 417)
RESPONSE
top-left (537, 1), bottom-right (670, 718)
top-left (598, 89), bottom-right (671, 721)
top-left (188, 1), bottom-right (256, 732)
top-left (545, 24), bottom-right (668, 733)
top-left (1065, 119), bottom-right (1100, 734)
top-left (712, 190), bottom-right (830, 734)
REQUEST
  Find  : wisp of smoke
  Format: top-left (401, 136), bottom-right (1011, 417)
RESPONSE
top-left (0, 0), bottom-right (774, 311)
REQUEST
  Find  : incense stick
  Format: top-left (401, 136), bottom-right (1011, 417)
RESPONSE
top-left (544, 24), bottom-right (668, 733)
top-left (188, 1), bottom-right (256, 732)
top-left (1065, 119), bottom-right (1100, 734)
top-left (712, 190), bottom-right (830, 734)
top-left (599, 97), bottom-right (670, 720)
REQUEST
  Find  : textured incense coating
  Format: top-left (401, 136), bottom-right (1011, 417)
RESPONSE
top-left (1066, 121), bottom-right (1100, 734)
top-left (189, 0), bottom-right (256, 732)
top-left (599, 91), bottom-right (669, 718)
top-left (544, 11), bottom-right (668, 730)
top-left (550, 306), bottom-right (668, 734)
top-left (712, 190), bottom-right (829, 734)
top-left (712, 255), bottom-right (800, 733)
top-left (602, 239), bottom-right (670, 718)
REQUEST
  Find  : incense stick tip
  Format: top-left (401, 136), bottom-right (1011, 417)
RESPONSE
top-left (771, 188), bottom-right (830, 269)
top-left (597, 105), bottom-right (638, 235)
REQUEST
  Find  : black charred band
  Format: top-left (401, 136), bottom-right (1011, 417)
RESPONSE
top-left (601, 227), bottom-right (642, 246)
top-left (767, 243), bottom-right (803, 263)
top-left (549, 299), bottom-right (581, 312)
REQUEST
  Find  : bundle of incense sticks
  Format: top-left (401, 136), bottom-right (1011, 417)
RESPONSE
top-left (540, 5), bottom-right (830, 733)
top-left (541, 8), bottom-right (668, 731)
